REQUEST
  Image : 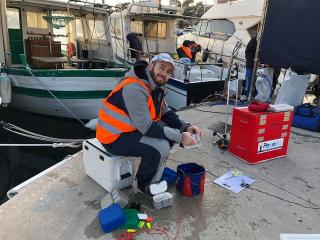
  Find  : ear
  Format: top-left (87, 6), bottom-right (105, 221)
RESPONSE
top-left (147, 62), bottom-right (154, 71)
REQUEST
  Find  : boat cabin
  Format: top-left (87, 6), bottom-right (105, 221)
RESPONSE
top-left (110, 0), bottom-right (184, 64)
top-left (2, 0), bottom-right (114, 69)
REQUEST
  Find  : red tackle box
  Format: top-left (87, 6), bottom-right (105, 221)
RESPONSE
top-left (229, 107), bottom-right (293, 164)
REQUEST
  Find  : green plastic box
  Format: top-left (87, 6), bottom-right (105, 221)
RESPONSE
top-left (119, 209), bottom-right (139, 229)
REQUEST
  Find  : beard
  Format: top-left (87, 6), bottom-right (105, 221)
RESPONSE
top-left (150, 67), bottom-right (166, 86)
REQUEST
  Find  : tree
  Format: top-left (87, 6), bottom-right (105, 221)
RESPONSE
top-left (182, 1), bottom-right (205, 18)
top-left (182, 0), bottom-right (194, 8)
top-left (176, 19), bottom-right (189, 29)
top-left (169, 0), bottom-right (182, 7)
top-left (195, 2), bottom-right (205, 17)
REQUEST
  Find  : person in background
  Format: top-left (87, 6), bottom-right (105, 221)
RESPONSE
top-left (190, 41), bottom-right (201, 62)
top-left (126, 32), bottom-right (143, 63)
top-left (241, 24), bottom-right (281, 101)
top-left (177, 40), bottom-right (201, 62)
top-left (242, 34), bottom-right (257, 101)
top-left (177, 40), bottom-right (193, 60)
top-left (96, 53), bottom-right (201, 194)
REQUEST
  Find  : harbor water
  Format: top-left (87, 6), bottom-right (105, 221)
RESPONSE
top-left (0, 107), bottom-right (95, 204)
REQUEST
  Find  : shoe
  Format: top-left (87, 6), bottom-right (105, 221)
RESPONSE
top-left (136, 183), bottom-right (153, 198)
top-left (240, 95), bottom-right (248, 102)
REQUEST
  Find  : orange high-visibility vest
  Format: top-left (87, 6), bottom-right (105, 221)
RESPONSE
top-left (179, 45), bottom-right (192, 59)
top-left (96, 77), bottom-right (161, 144)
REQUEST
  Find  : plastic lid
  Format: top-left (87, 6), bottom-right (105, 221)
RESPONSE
top-left (149, 180), bottom-right (168, 195)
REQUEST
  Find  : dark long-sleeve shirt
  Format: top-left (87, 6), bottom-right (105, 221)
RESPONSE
top-left (245, 36), bottom-right (257, 68)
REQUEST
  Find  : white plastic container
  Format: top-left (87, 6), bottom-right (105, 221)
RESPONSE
top-left (82, 138), bottom-right (134, 192)
top-left (0, 73), bottom-right (11, 107)
top-left (150, 180), bottom-right (173, 210)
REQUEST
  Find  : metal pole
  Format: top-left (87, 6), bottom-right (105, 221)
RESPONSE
top-left (156, 22), bottom-right (159, 54)
top-left (120, 5), bottom-right (126, 63)
top-left (248, 0), bottom-right (269, 102)
top-left (224, 54), bottom-right (234, 135)
top-left (0, 0), bottom-right (11, 65)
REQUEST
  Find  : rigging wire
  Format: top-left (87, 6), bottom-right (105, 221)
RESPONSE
top-left (23, 66), bottom-right (86, 127)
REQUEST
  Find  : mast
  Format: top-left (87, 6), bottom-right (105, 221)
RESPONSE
top-left (0, 0), bottom-right (11, 65)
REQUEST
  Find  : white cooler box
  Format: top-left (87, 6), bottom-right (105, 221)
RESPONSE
top-left (82, 138), bottom-right (134, 192)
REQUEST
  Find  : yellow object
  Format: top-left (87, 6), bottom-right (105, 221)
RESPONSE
top-left (127, 229), bottom-right (137, 233)
top-left (146, 222), bottom-right (152, 230)
top-left (138, 221), bottom-right (145, 229)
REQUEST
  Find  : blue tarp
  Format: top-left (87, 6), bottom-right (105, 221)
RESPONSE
top-left (260, 0), bottom-right (320, 74)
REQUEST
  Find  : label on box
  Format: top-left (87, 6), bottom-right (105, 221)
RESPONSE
top-left (257, 138), bottom-right (284, 153)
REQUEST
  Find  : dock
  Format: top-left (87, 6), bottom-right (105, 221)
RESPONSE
top-left (0, 104), bottom-right (319, 240)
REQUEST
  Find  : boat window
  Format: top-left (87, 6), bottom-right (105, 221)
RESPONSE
top-left (144, 21), bottom-right (166, 38)
top-left (193, 19), bottom-right (235, 40)
top-left (7, 8), bottom-right (20, 29)
top-left (131, 21), bottom-right (143, 34)
top-left (88, 19), bottom-right (107, 40)
top-left (76, 19), bottom-right (84, 38)
top-left (193, 20), bottom-right (210, 37)
top-left (26, 11), bottom-right (48, 29)
top-left (209, 19), bottom-right (236, 40)
top-left (110, 18), bottom-right (122, 37)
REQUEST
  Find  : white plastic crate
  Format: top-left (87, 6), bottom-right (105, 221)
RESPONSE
top-left (82, 138), bottom-right (134, 192)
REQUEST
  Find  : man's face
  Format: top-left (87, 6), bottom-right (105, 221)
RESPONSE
top-left (148, 61), bottom-right (174, 86)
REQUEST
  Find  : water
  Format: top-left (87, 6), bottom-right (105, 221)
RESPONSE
top-left (0, 107), bottom-right (95, 204)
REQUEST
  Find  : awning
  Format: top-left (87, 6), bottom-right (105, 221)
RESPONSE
top-left (260, 0), bottom-right (320, 74)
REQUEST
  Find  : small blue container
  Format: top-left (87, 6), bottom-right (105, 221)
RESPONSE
top-left (98, 203), bottom-right (126, 233)
top-left (161, 167), bottom-right (177, 185)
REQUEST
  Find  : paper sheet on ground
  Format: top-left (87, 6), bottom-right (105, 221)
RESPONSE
top-left (213, 171), bottom-right (255, 193)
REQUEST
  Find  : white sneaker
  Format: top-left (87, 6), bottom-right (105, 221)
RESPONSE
top-left (240, 95), bottom-right (247, 101)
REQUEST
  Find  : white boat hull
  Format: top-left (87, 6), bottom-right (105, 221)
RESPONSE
top-left (6, 68), bottom-right (126, 120)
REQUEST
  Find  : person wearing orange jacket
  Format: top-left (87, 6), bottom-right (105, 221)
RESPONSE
top-left (177, 40), bottom-right (193, 60)
top-left (96, 53), bottom-right (201, 194)
top-left (177, 40), bottom-right (201, 62)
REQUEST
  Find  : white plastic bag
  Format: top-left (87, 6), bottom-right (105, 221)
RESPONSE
top-left (275, 68), bottom-right (310, 107)
top-left (255, 68), bottom-right (273, 102)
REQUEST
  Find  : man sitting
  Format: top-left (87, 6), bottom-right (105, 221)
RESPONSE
top-left (96, 53), bottom-right (201, 194)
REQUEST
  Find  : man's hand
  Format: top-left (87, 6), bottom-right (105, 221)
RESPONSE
top-left (186, 125), bottom-right (201, 136)
top-left (181, 132), bottom-right (197, 146)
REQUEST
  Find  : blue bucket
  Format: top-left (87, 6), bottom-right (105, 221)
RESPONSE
top-left (161, 167), bottom-right (177, 185)
top-left (176, 163), bottom-right (206, 197)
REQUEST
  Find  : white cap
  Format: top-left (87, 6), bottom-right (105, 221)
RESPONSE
top-left (151, 53), bottom-right (175, 70)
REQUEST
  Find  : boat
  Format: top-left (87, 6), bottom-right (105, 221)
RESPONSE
top-left (177, 0), bottom-right (264, 71)
top-left (0, 0), bottom-right (128, 120)
top-left (109, 0), bottom-right (243, 110)
top-left (110, 0), bottom-right (185, 64)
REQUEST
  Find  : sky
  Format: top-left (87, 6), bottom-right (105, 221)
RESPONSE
top-left (107, 0), bottom-right (215, 6)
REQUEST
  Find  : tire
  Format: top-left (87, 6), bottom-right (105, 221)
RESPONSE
top-left (0, 155), bottom-right (10, 201)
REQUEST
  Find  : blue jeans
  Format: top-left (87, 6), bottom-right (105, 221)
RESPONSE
top-left (244, 67), bottom-right (253, 97)
top-left (103, 131), bottom-right (174, 193)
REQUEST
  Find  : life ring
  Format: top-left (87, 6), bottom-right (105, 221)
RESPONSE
top-left (66, 42), bottom-right (76, 58)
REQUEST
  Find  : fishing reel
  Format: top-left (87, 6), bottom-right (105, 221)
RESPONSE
top-left (213, 131), bottom-right (229, 150)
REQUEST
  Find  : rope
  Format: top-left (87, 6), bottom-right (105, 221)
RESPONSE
top-left (1, 121), bottom-right (88, 147)
top-left (1, 121), bottom-right (84, 142)
top-left (0, 143), bottom-right (81, 148)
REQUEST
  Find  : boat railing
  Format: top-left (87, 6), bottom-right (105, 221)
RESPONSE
top-left (126, 48), bottom-right (243, 84)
